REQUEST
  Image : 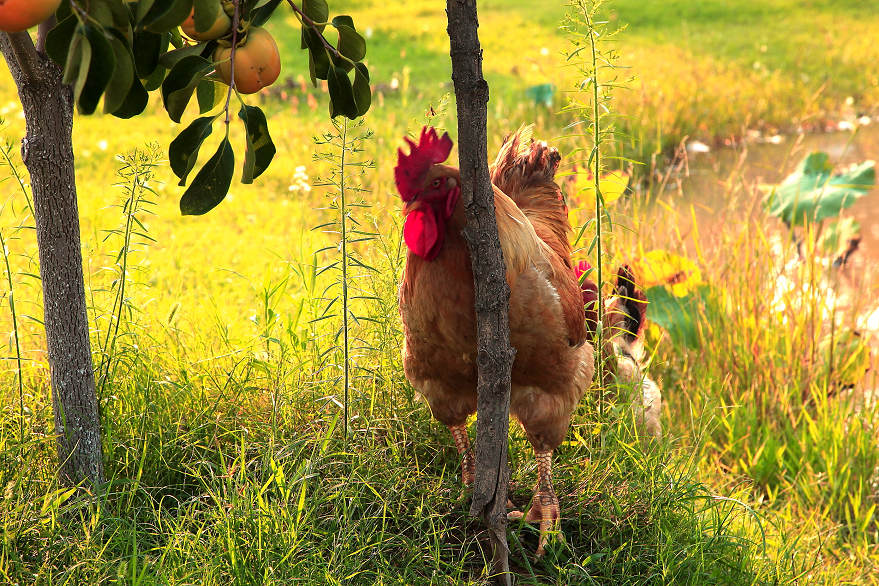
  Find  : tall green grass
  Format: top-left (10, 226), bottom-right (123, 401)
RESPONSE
top-left (0, 0), bottom-right (877, 583)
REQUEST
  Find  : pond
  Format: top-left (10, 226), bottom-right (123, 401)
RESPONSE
top-left (681, 123), bottom-right (879, 264)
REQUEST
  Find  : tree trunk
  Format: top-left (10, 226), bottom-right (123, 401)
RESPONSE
top-left (0, 32), bottom-right (104, 488)
top-left (446, 2), bottom-right (512, 583)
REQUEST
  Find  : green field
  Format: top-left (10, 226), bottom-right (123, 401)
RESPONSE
top-left (1, 0), bottom-right (878, 583)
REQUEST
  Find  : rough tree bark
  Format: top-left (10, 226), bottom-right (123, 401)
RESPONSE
top-left (446, 1), bottom-right (513, 583)
top-left (0, 31), bottom-right (104, 487)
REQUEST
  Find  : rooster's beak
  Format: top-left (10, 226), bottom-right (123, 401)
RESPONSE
top-left (404, 196), bottom-right (423, 213)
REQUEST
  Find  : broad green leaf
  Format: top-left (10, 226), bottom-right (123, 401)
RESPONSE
top-left (302, 28), bottom-right (330, 81)
top-left (192, 0), bottom-right (219, 32)
top-left (55, 0), bottom-right (72, 20)
top-left (196, 79), bottom-right (220, 113)
top-left (161, 55), bottom-right (214, 123)
top-left (765, 152), bottom-right (876, 226)
top-left (143, 0), bottom-right (193, 34)
top-left (301, 0), bottom-right (328, 34)
top-left (103, 32), bottom-right (136, 114)
top-left (159, 42), bottom-right (208, 69)
top-left (238, 105), bottom-right (276, 184)
top-left (180, 138), bottom-right (234, 215)
top-left (169, 116), bottom-right (214, 185)
top-left (352, 62), bottom-right (370, 116)
top-left (249, 0), bottom-right (282, 27)
top-left (331, 15), bottom-right (354, 29)
top-left (111, 77), bottom-right (149, 118)
top-left (45, 14), bottom-right (78, 67)
top-left (90, 0), bottom-right (132, 30)
top-left (334, 23), bottom-right (365, 62)
top-left (136, 0), bottom-right (158, 22)
top-left (62, 30), bottom-right (84, 86)
top-left (143, 63), bottom-right (167, 91)
top-left (71, 34), bottom-right (92, 110)
top-left (132, 30), bottom-right (167, 78)
top-left (77, 25), bottom-right (116, 115)
top-left (645, 285), bottom-right (707, 349)
top-left (327, 65), bottom-right (356, 119)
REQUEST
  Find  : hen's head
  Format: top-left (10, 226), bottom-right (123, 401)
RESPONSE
top-left (395, 127), bottom-right (460, 261)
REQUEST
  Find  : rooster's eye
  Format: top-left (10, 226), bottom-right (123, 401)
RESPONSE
top-left (431, 178), bottom-right (442, 188)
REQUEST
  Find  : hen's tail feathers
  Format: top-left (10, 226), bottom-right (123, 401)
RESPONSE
top-left (606, 265), bottom-right (649, 358)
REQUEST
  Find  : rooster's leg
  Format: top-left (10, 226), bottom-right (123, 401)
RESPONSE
top-left (448, 423), bottom-right (475, 486)
top-left (508, 449), bottom-right (560, 556)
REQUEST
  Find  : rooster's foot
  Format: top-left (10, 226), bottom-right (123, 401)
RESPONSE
top-left (508, 488), bottom-right (562, 557)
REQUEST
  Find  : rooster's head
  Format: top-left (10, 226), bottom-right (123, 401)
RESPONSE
top-left (394, 127), bottom-right (459, 261)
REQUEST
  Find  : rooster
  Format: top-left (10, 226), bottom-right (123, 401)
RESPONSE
top-left (395, 126), bottom-right (593, 555)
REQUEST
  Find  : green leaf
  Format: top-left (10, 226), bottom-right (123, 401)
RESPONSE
top-left (111, 77), bottom-right (149, 118)
top-left (169, 116), bottom-right (214, 185)
top-left (333, 23), bottom-right (365, 62)
top-left (180, 138), bottom-right (234, 215)
top-left (301, 0), bottom-right (328, 32)
top-left (302, 28), bottom-right (330, 81)
top-left (249, 0), bottom-right (281, 27)
top-left (142, 0), bottom-right (193, 34)
top-left (77, 25), bottom-right (116, 115)
top-left (158, 42), bottom-right (208, 69)
top-left (765, 152), bottom-right (876, 226)
top-left (645, 285), bottom-right (708, 349)
top-left (90, 0), bottom-right (132, 30)
top-left (331, 15), bottom-right (354, 29)
top-left (135, 0), bottom-right (158, 23)
top-left (103, 32), bottom-right (136, 114)
top-left (238, 105), bottom-right (276, 184)
top-left (196, 79), bottom-right (220, 113)
top-left (161, 55), bottom-right (214, 123)
top-left (143, 63), bottom-right (167, 91)
top-left (45, 14), bottom-right (79, 67)
top-left (62, 29), bottom-right (84, 86)
top-left (327, 65), bottom-right (356, 119)
top-left (132, 30), bottom-right (167, 78)
top-left (71, 33), bottom-right (92, 109)
top-left (192, 0), bottom-right (219, 32)
top-left (352, 62), bottom-right (370, 116)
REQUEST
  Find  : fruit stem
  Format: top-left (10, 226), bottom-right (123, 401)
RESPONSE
top-left (223, 0), bottom-right (241, 127)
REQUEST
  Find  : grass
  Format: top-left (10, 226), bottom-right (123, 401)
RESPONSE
top-left (0, 0), bottom-right (878, 583)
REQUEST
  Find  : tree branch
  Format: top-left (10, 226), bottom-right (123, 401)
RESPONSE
top-left (36, 16), bottom-right (57, 55)
top-left (0, 31), bottom-right (41, 82)
top-left (446, 1), bottom-right (513, 584)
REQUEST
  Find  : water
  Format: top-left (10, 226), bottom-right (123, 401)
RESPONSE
top-left (681, 124), bottom-right (879, 263)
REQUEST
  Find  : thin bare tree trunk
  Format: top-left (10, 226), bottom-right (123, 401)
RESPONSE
top-left (0, 31), bottom-right (104, 488)
top-left (446, 1), bottom-right (512, 583)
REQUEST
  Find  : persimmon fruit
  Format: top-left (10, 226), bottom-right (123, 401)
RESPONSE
top-left (0, 0), bottom-right (62, 32)
top-left (213, 27), bottom-right (281, 95)
top-left (181, 7), bottom-right (231, 41)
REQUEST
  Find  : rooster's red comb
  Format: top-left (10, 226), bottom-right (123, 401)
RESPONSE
top-left (395, 127), bottom-right (453, 202)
